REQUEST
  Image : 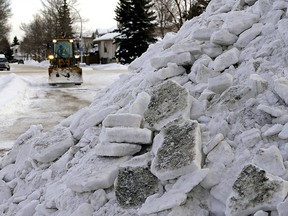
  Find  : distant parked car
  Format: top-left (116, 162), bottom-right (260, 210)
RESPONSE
top-left (0, 56), bottom-right (10, 71)
top-left (18, 59), bottom-right (24, 64)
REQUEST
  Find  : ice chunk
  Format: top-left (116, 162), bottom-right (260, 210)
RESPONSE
top-left (223, 11), bottom-right (259, 35)
top-left (144, 80), bottom-right (191, 131)
top-left (15, 200), bottom-right (39, 216)
top-left (278, 122), bottom-right (288, 139)
top-left (235, 23), bottom-right (263, 48)
top-left (129, 91), bottom-right (151, 116)
top-left (210, 29), bottom-right (238, 46)
top-left (201, 43), bottom-right (223, 58)
top-left (0, 180), bottom-right (11, 204)
top-left (151, 119), bottom-right (202, 181)
top-left (171, 42), bottom-right (202, 54)
top-left (210, 47), bottom-right (240, 72)
top-left (193, 28), bottom-right (217, 41)
top-left (95, 142), bottom-right (142, 157)
top-left (263, 124), bottom-right (283, 137)
top-left (201, 162), bottom-right (226, 189)
top-left (274, 78), bottom-right (288, 105)
top-left (102, 113), bottom-right (142, 128)
top-left (70, 203), bottom-right (93, 216)
top-left (203, 133), bottom-right (224, 155)
top-left (254, 210), bottom-right (269, 216)
top-left (150, 52), bottom-right (194, 69)
top-left (206, 141), bottom-right (234, 166)
top-left (257, 104), bottom-right (284, 117)
top-left (277, 199), bottom-right (288, 216)
top-left (208, 73), bottom-right (233, 94)
top-left (169, 168), bottom-right (209, 194)
top-left (249, 74), bottom-right (268, 95)
top-left (226, 164), bottom-right (288, 216)
top-left (138, 192), bottom-right (187, 215)
top-left (32, 126), bottom-right (74, 163)
top-left (154, 63), bottom-right (186, 80)
top-left (100, 127), bottom-right (152, 144)
top-left (253, 146), bottom-right (286, 177)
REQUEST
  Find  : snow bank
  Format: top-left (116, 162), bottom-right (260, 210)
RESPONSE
top-left (2, 0), bottom-right (288, 215)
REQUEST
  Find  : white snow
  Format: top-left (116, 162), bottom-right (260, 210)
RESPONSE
top-left (3, 0), bottom-right (288, 215)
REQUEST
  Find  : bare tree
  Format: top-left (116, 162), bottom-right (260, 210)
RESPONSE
top-left (0, 0), bottom-right (11, 40)
top-left (153, 0), bottom-right (210, 34)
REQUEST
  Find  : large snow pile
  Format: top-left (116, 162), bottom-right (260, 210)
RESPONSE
top-left (2, 0), bottom-right (288, 215)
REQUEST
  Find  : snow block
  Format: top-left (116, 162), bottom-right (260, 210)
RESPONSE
top-left (95, 142), bottom-right (142, 157)
top-left (263, 124), bottom-right (283, 137)
top-left (208, 73), bottom-right (233, 94)
top-left (253, 146), bottom-right (286, 177)
top-left (249, 74), bottom-right (268, 95)
top-left (195, 64), bottom-right (219, 84)
top-left (226, 164), bottom-right (288, 216)
top-left (138, 192), bottom-right (187, 215)
top-left (32, 126), bottom-right (74, 163)
top-left (150, 52), bottom-right (194, 69)
top-left (203, 133), bottom-right (224, 155)
top-left (210, 29), bottom-right (238, 46)
top-left (100, 127), bottom-right (152, 144)
top-left (71, 106), bottom-right (118, 140)
top-left (102, 113), bottom-right (142, 128)
top-left (206, 141), bottom-right (234, 166)
top-left (257, 104), bottom-right (283, 117)
top-left (188, 54), bottom-right (212, 82)
top-left (115, 166), bottom-right (159, 208)
top-left (151, 118), bottom-right (202, 181)
top-left (171, 42), bottom-right (202, 55)
top-left (278, 122), bottom-right (288, 139)
top-left (277, 199), bottom-right (288, 216)
top-left (210, 47), bottom-right (240, 72)
top-left (223, 11), bottom-right (259, 35)
top-left (201, 43), bottom-right (223, 58)
top-left (129, 91), bottom-right (151, 116)
top-left (254, 210), bottom-right (268, 216)
top-left (70, 203), bottom-right (93, 216)
top-left (0, 180), bottom-right (11, 204)
top-left (144, 80), bottom-right (191, 131)
top-left (15, 200), bottom-right (39, 216)
top-left (274, 78), bottom-right (288, 105)
top-left (235, 23), bottom-right (263, 48)
top-left (66, 156), bottom-right (130, 193)
top-left (193, 28), bottom-right (217, 41)
top-left (201, 162), bottom-right (226, 189)
top-left (154, 63), bottom-right (186, 80)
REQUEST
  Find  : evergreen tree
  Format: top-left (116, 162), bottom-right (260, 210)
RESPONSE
top-left (11, 36), bottom-right (20, 46)
top-left (58, 0), bottom-right (73, 37)
top-left (115, 0), bottom-right (157, 64)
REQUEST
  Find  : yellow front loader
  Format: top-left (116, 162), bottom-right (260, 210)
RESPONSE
top-left (48, 38), bottom-right (83, 85)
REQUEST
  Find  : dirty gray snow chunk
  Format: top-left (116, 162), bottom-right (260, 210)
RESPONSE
top-left (32, 126), bottom-right (74, 163)
top-left (115, 166), bottom-right (159, 207)
top-left (102, 113), bottom-right (142, 128)
top-left (144, 80), bottom-right (191, 131)
top-left (274, 78), bottom-right (288, 105)
top-left (95, 142), bottom-right (142, 157)
top-left (210, 47), bottom-right (240, 72)
top-left (208, 73), bottom-right (233, 94)
top-left (210, 29), bottom-right (238, 46)
top-left (249, 74), bottom-right (268, 95)
top-left (151, 119), bottom-right (202, 181)
top-left (225, 164), bottom-right (288, 216)
top-left (100, 127), bottom-right (152, 144)
top-left (223, 11), bottom-right (259, 35)
top-left (150, 52), bottom-right (194, 69)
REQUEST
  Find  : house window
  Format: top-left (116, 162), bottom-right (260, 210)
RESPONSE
top-left (104, 44), bottom-right (107, 53)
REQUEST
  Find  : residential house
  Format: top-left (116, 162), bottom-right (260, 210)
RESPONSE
top-left (11, 45), bottom-right (25, 60)
top-left (93, 32), bottom-right (120, 64)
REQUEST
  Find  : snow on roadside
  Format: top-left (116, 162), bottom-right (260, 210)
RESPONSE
top-left (0, 73), bottom-right (30, 114)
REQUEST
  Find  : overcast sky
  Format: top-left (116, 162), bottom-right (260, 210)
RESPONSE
top-left (9, 0), bottom-right (119, 41)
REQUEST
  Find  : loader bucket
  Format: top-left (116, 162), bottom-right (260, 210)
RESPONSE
top-left (48, 66), bottom-right (83, 85)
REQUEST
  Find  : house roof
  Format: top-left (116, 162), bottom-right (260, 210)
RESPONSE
top-left (93, 32), bottom-right (120, 42)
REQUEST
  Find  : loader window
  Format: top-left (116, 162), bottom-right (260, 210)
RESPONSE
top-left (54, 41), bottom-right (73, 58)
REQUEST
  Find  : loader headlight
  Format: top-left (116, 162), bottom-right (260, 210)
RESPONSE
top-left (48, 54), bottom-right (55, 60)
top-left (74, 55), bottom-right (80, 59)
